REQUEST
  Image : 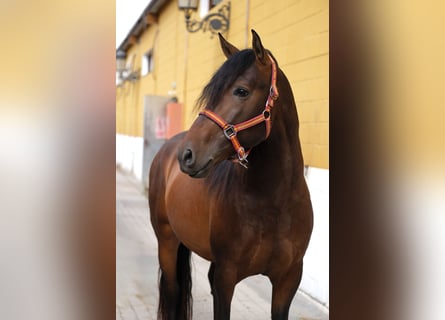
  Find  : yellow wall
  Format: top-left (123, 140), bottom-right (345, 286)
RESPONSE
top-left (116, 0), bottom-right (328, 168)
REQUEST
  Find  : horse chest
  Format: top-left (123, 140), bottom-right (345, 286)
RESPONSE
top-left (209, 203), bottom-right (299, 269)
top-left (165, 171), bottom-right (214, 260)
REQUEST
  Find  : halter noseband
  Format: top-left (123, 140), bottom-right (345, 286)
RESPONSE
top-left (199, 54), bottom-right (279, 169)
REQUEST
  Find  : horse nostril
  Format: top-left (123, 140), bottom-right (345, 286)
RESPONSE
top-left (182, 148), bottom-right (194, 167)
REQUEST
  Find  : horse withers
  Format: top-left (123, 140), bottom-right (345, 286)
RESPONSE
top-left (149, 30), bottom-right (313, 320)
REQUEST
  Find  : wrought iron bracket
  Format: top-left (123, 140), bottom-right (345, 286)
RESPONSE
top-left (184, 2), bottom-right (230, 37)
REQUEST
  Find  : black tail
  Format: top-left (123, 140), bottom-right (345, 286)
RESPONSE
top-left (158, 243), bottom-right (193, 320)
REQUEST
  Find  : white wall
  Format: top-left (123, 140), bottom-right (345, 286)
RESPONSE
top-left (116, 134), bottom-right (144, 181)
top-left (301, 167), bottom-right (329, 306)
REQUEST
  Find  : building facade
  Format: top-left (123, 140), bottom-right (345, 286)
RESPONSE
top-left (116, 0), bottom-right (328, 306)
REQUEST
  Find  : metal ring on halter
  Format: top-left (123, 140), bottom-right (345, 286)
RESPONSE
top-left (238, 158), bottom-right (248, 169)
top-left (223, 125), bottom-right (236, 139)
top-left (263, 109), bottom-right (271, 120)
top-left (237, 148), bottom-right (248, 168)
top-left (237, 147), bottom-right (246, 160)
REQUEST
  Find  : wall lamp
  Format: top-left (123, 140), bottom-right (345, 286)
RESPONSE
top-left (177, 0), bottom-right (230, 37)
top-left (116, 49), bottom-right (140, 86)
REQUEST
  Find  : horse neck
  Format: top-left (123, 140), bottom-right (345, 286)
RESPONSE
top-left (245, 70), bottom-right (305, 194)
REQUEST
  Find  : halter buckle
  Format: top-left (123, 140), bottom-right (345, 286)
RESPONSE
top-left (270, 86), bottom-right (279, 100)
top-left (224, 125), bottom-right (236, 139)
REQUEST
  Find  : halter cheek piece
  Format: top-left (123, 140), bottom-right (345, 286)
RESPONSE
top-left (199, 55), bottom-right (279, 169)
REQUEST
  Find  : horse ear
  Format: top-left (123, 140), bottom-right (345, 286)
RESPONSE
top-left (218, 33), bottom-right (239, 59)
top-left (251, 29), bottom-right (267, 64)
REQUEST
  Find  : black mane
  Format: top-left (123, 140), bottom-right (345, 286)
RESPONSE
top-left (196, 49), bottom-right (256, 111)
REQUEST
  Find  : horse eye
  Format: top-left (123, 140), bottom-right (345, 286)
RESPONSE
top-left (233, 88), bottom-right (250, 98)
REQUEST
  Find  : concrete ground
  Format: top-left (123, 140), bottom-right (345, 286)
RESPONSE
top-left (116, 169), bottom-right (329, 319)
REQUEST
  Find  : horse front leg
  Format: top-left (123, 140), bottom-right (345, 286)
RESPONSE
top-left (211, 263), bottom-right (237, 320)
top-left (157, 237), bottom-right (180, 320)
top-left (270, 260), bottom-right (303, 320)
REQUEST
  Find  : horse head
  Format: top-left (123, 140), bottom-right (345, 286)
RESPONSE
top-left (178, 30), bottom-right (279, 178)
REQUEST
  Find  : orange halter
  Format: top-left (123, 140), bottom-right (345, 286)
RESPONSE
top-left (199, 54), bottom-right (279, 168)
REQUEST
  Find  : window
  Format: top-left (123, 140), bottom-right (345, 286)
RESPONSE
top-left (141, 50), bottom-right (154, 76)
top-left (200, 0), bottom-right (222, 17)
top-left (210, 0), bottom-right (222, 9)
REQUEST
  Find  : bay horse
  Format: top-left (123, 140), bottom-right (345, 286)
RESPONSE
top-left (149, 30), bottom-right (313, 320)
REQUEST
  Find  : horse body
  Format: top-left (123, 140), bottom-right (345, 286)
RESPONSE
top-left (149, 30), bottom-right (313, 320)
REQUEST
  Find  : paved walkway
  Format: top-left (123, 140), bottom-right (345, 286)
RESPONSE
top-left (116, 169), bottom-right (329, 319)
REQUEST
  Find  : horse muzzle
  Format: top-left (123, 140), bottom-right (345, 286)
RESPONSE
top-left (178, 147), bottom-right (214, 178)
